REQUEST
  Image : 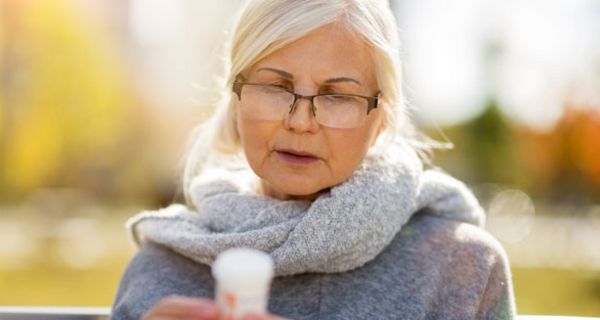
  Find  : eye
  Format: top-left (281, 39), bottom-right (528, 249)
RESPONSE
top-left (258, 84), bottom-right (288, 94)
top-left (266, 80), bottom-right (292, 91)
top-left (272, 84), bottom-right (290, 91)
top-left (324, 94), bottom-right (358, 102)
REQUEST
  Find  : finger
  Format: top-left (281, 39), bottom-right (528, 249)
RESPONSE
top-left (158, 296), bottom-right (218, 314)
top-left (143, 306), bottom-right (218, 320)
top-left (144, 317), bottom-right (195, 320)
top-left (146, 317), bottom-right (205, 320)
top-left (242, 313), bottom-right (287, 320)
top-left (144, 296), bottom-right (220, 319)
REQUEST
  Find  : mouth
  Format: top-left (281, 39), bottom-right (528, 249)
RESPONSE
top-left (275, 149), bottom-right (320, 165)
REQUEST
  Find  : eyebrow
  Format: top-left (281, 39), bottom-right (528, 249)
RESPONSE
top-left (256, 67), bottom-right (294, 79)
top-left (324, 77), bottom-right (362, 86)
top-left (255, 67), bottom-right (362, 86)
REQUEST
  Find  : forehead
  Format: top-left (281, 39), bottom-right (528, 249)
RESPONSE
top-left (249, 24), bottom-right (376, 84)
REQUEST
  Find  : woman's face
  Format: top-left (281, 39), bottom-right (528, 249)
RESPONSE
top-left (235, 24), bottom-right (385, 200)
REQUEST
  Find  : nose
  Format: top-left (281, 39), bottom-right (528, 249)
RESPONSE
top-left (283, 97), bottom-right (319, 133)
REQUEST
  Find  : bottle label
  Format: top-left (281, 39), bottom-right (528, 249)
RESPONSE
top-left (216, 289), bottom-right (268, 320)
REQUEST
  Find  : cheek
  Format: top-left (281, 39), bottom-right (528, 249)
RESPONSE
top-left (325, 131), bottom-right (373, 183)
top-left (325, 114), bottom-right (384, 182)
top-left (237, 116), bottom-right (277, 171)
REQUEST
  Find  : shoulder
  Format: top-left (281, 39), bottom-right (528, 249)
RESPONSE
top-left (396, 213), bottom-right (516, 317)
top-left (399, 213), bottom-right (509, 267)
top-left (110, 243), bottom-right (214, 320)
top-left (317, 214), bottom-right (516, 319)
top-left (390, 213), bottom-right (513, 296)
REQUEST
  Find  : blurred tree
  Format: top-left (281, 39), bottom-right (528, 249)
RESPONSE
top-left (519, 108), bottom-right (600, 203)
top-left (431, 101), bottom-right (522, 188)
top-left (433, 102), bottom-right (600, 206)
top-left (462, 101), bottom-right (521, 185)
top-left (0, 1), bottom-right (4, 157)
top-left (0, 0), bottom-right (129, 201)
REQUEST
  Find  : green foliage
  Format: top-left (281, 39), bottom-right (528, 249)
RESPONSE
top-left (512, 267), bottom-right (600, 316)
top-left (430, 102), bottom-right (600, 204)
top-left (0, 259), bottom-right (129, 306)
top-left (460, 101), bottom-right (521, 185)
top-left (427, 102), bottom-right (521, 187)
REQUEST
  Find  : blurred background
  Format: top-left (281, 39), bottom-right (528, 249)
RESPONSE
top-left (1, 0), bottom-right (599, 316)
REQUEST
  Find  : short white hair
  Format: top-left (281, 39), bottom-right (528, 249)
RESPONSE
top-left (182, 0), bottom-right (424, 203)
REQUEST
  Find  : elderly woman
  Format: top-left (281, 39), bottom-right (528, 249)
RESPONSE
top-left (111, 0), bottom-right (516, 319)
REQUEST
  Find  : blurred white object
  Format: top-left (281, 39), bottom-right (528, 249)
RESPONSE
top-left (496, 0), bottom-right (600, 131)
top-left (398, 0), bottom-right (490, 126)
top-left (129, 0), bottom-right (185, 47)
top-left (486, 188), bottom-right (536, 244)
top-left (212, 248), bottom-right (274, 319)
top-left (395, 0), bottom-right (600, 129)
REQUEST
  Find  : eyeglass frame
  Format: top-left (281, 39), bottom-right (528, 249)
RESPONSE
top-left (232, 81), bottom-right (381, 118)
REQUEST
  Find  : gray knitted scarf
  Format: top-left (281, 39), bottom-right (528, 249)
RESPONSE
top-left (127, 141), bottom-right (484, 276)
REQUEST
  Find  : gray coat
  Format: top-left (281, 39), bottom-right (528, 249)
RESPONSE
top-left (110, 212), bottom-right (516, 320)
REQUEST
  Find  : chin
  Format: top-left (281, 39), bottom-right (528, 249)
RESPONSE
top-left (280, 185), bottom-right (321, 198)
top-left (265, 179), bottom-right (327, 200)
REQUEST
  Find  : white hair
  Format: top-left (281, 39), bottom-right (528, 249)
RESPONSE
top-left (182, 0), bottom-right (432, 203)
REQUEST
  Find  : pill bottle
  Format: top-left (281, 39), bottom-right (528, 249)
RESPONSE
top-left (212, 248), bottom-right (274, 320)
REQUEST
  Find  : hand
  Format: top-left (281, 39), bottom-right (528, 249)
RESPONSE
top-left (142, 296), bottom-right (221, 320)
top-left (242, 313), bottom-right (287, 320)
top-left (141, 295), bottom-right (288, 320)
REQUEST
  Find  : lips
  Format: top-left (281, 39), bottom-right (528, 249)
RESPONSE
top-left (275, 149), bottom-right (320, 165)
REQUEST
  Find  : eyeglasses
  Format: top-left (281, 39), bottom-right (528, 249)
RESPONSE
top-left (232, 81), bottom-right (380, 129)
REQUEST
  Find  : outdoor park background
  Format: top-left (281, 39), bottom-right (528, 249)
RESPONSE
top-left (1, 0), bottom-right (600, 316)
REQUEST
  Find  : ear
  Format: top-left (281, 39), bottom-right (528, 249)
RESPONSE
top-left (369, 107), bottom-right (387, 147)
top-left (232, 101), bottom-right (241, 138)
top-left (376, 115), bottom-right (386, 137)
